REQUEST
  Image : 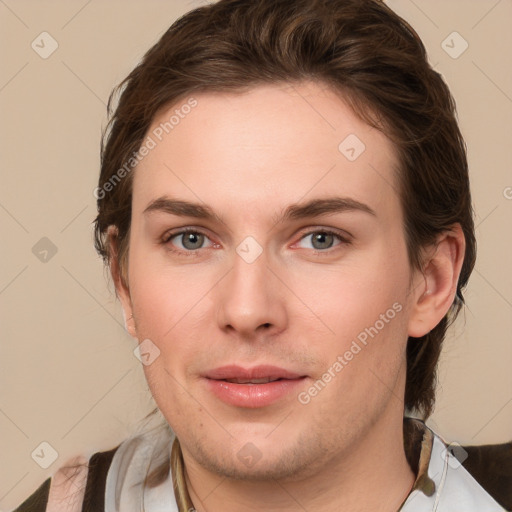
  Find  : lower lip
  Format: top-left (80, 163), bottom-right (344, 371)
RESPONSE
top-left (205, 378), bottom-right (307, 408)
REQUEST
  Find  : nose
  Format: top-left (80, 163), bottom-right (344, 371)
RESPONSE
top-left (215, 243), bottom-right (288, 340)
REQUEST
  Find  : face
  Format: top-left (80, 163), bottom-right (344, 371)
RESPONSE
top-left (120, 81), bottom-right (419, 481)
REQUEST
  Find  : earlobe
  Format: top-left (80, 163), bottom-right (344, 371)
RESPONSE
top-left (107, 225), bottom-right (137, 339)
top-left (407, 224), bottom-right (466, 338)
top-left (122, 310), bottom-right (138, 339)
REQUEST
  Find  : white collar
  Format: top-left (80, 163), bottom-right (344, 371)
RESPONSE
top-left (104, 425), bottom-right (178, 512)
top-left (400, 425), bottom-right (505, 511)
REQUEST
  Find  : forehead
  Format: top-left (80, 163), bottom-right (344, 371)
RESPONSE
top-left (132, 81), bottom-right (401, 225)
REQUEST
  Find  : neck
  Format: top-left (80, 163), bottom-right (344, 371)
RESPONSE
top-left (181, 411), bottom-right (416, 512)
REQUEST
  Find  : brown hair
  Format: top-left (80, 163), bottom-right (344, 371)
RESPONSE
top-left (94, 0), bottom-right (476, 420)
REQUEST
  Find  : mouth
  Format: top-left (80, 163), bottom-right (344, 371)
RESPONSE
top-left (203, 365), bottom-right (307, 408)
top-left (223, 377), bottom-right (284, 384)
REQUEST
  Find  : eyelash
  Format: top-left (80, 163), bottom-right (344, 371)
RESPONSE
top-left (161, 227), bottom-right (351, 257)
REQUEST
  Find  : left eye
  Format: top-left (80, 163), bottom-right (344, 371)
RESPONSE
top-left (297, 230), bottom-right (348, 251)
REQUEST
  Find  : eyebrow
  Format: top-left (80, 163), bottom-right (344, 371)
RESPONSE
top-left (143, 196), bottom-right (376, 225)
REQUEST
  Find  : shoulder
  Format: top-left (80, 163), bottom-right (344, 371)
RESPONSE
top-left (402, 419), bottom-right (511, 512)
top-left (462, 440), bottom-right (512, 511)
top-left (11, 478), bottom-right (50, 512)
top-left (427, 428), bottom-right (510, 511)
top-left (12, 446), bottom-right (119, 512)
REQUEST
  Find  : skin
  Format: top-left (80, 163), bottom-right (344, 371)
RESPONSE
top-left (111, 80), bottom-right (465, 511)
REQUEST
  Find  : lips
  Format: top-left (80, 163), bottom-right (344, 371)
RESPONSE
top-left (205, 364), bottom-right (303, 381)
top-left (203, 365), bottom-right (307, 408)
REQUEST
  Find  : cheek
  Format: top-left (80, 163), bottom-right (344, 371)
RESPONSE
top-left (291, 238), bottom-right (411, 414)
top-left (299, 296), bottom-right (408, 435)
top-left (142, 359), bottom-right (207, 441)
top-left (127, 264), bottom-right (209, 396)
top-left (129, 243), bottom-right (214, 341)
top-left (289, 241), bottom-right (410, 350)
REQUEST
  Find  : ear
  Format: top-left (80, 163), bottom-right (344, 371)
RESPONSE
top-left (407, 224), bottom-right (466, 338)
top-left (107, 225), bottom-right (137, 339)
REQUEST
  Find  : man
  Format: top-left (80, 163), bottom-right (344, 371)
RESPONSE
top-left (13, 0), bottom-right (510, 510)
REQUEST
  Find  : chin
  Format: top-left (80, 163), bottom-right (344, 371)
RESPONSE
top-left (191, 432), bottom-right (328, 482)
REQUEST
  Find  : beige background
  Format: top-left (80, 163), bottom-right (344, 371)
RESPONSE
top-left (1, 0), bottom-right (511, 508)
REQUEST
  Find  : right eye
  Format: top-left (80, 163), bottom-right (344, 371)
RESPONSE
top-left (161, 228), bottom-right (216, 256)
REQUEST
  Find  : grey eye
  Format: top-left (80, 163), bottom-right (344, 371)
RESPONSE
top-left (310, 232), bottom-right (335, 250)
top-left (298, 231), bottom-right (342, 251)
top-left (179, 232), bottom-right (205, 250)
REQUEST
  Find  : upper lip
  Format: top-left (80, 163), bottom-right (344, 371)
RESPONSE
top-left (204, 365), bottom-right (305, 381)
